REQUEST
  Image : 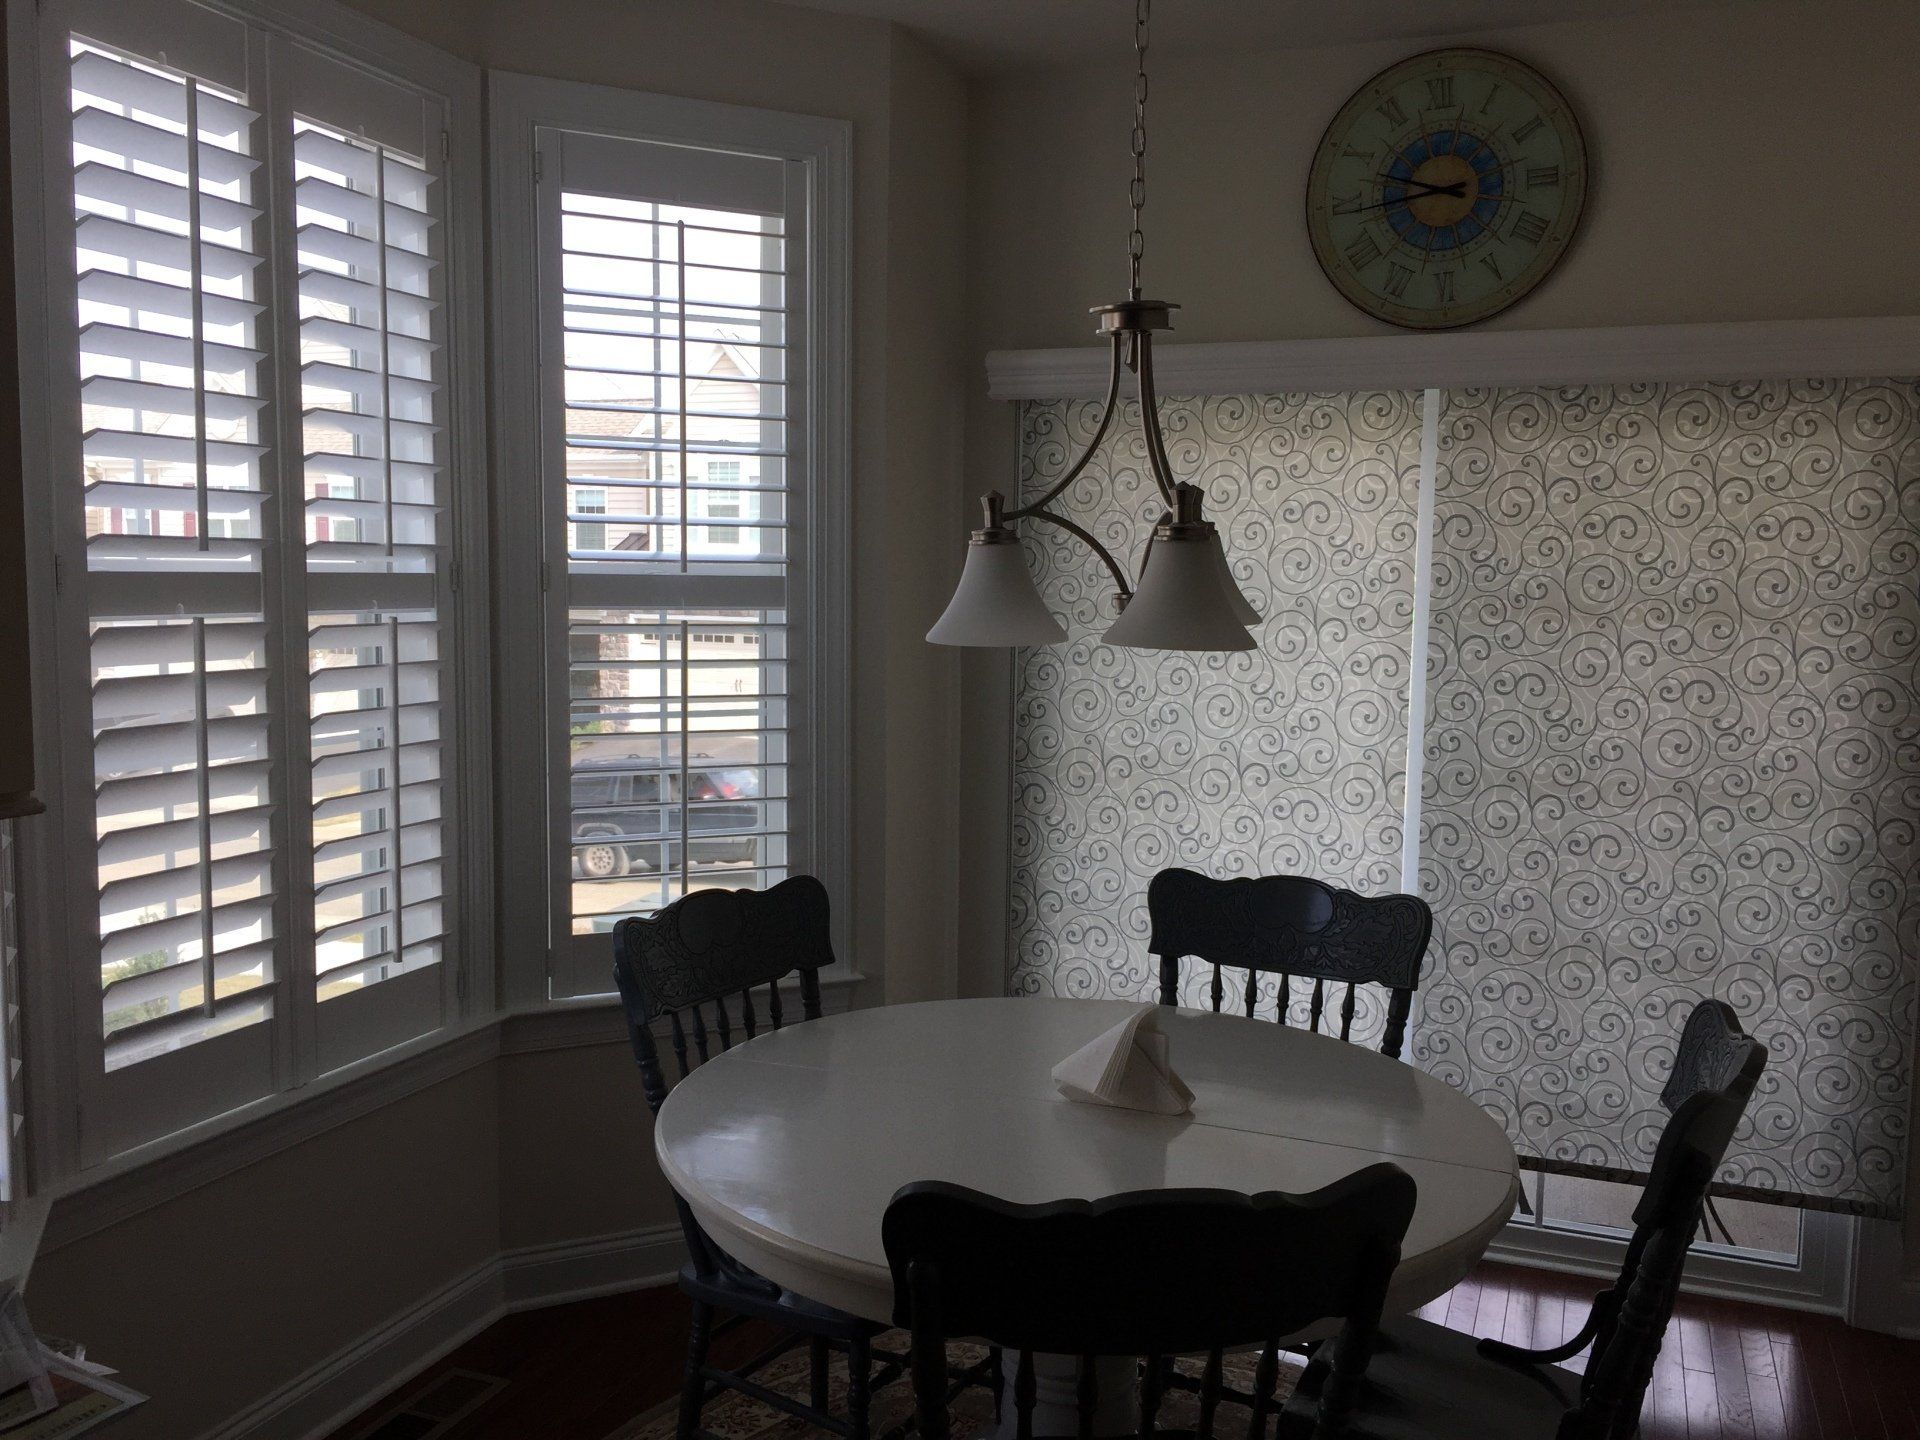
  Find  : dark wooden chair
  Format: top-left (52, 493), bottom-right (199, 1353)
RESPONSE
top-left (1148, 868), bottom-right (1432, 1060)
top-left (613, 876), bottom-right (939, 1440)
top-left (883, 1165), bottom-right (1418, 1440)
top-left (1277, 999), bottom-right (1767, 1440)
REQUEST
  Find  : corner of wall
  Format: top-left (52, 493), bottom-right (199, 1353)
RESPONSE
top-left (875, 26), bottom-right (969, 1004)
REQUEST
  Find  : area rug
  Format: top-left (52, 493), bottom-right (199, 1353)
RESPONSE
top-left (607, 1334), bottom-right (1302, 1440)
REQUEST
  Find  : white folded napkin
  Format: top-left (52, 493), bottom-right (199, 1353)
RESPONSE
top-left (1052, 1004), bottom-right (1194, 1115)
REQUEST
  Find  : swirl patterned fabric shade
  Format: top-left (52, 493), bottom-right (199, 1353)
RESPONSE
top-left (1009, 380), bottom-right (1920, 1218)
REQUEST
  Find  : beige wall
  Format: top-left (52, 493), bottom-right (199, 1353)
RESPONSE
top-left (32, 1066), bottom-right (502, 1439)
top-left (28, 0), bottom-right (970, 1432)
top-left (954, 0), bottom-right (1920, 998)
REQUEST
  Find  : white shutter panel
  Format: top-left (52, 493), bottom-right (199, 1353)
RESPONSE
top-left (67, 37), bottom-right (279, 1069)
top-left (547, 145), bottom-right (799, 994)
top-left (47, 2), bottom-right (473, 1155)
top-left (293, 97), bottom-right (451, 1041)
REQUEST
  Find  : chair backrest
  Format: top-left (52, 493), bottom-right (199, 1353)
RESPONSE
top-left (611, 874), bottom-right (833, 1115)
top-left (612, 875), bottom-right (835, 1285)
top-left (883, 1166), bottom-right (1417, 1440)
top-left (1566, 1001), bottom-right (1767, 1439)
top-left (1148, 867), bottom-right (1431, 1059)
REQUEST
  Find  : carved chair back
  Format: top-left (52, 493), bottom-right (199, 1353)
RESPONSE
top-left (612, 874), bottom-right (835, 1281)
top-left (883, 1167), bottom-right (1416, 1440)
top-left (1558, 1001), bottom-right (1767, 1440)
top-left (1148, 867), bottom-right (1431, 1059)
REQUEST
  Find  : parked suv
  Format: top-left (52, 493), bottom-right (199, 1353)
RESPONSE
top-left (570, 758), bottom-right (764, 878)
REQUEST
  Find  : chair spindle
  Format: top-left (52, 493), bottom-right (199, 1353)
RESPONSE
top-left (1278, 972), bottom-right (1291, 1025)
top-left (1209, 962), bottom-right (1224, 1012)
top-left (668, 1012), bottom-right (692, 1078)
top-left (1243, 969), bottom-right (1258, 1018)
top-left (1014, 1349), bottom-right (1035, 1440)
top-left (689, 1003), bottom-right (711, 1062)
top-left (1340, 981), bottom-right (1357, 1041)
top-left (768, 980), bottom-right (784, 1029)
top-left (1309, 977), bottom-right (1325, 1033)
top-left (714, 996), bottom-right (734, 1051)
top-left (1248, 1341), bottom-right (1280, 1440)
top-left (740, 986), bottom-right (758, 1039)
top-left (1141, 1350), bottom-right (1164, 1437)
top-left (1197, 1348), bottom-right (1224, 1440)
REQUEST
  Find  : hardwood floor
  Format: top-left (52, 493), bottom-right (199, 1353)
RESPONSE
top-left (327, 1260), bottom-right (1918, 1439)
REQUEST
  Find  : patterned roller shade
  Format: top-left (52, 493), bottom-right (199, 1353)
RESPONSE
top-left (1009, 380), bottom-right (1920, 1218)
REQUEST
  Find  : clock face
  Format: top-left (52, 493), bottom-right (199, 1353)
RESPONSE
top-left (1306, 48), bottom-right (1588, 330)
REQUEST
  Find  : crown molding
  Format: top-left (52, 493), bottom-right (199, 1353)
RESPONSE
top-left (986, 314), bottom-right (1920, 401)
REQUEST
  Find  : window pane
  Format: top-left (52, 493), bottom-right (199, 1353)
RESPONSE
top-left (567, 609), bottom-right (789, 934)
top-left (1537, 1171), bottom-right (1803, 1263)
top-left (559, 193), bottom-right (787, 573)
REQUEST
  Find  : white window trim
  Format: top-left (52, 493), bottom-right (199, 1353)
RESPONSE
top-left (6, 0), bottom-right (492, 1186)
top-left (485, 72), bottom-right (853, 1008)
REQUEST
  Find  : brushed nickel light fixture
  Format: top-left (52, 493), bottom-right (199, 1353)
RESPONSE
top-left (928, 0), bottom-right (1260, 652)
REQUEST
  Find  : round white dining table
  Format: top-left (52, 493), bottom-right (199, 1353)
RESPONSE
top-left (656, 996), bottom-right (1520, 1344)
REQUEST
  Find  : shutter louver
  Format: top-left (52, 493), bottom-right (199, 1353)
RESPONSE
top-left (68, 39), bottom-right (277, 1066)
top-left (555, 182), bottom-right (792, 960)
top-left (295, 117), bottom-right (448, 1002)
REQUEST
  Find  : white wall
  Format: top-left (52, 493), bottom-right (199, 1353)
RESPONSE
top-left (25, 0), bottom-right (972, 1432)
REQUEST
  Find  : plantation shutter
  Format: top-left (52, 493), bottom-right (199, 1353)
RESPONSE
top-left (48, 0), bottom-right (471, 1160)
top-left (289, 46), bottom-right (456, 1067)
top-left (69, 23), bottom-right (281, 1132)
top-left (541, 128), bottom-right (803, 997)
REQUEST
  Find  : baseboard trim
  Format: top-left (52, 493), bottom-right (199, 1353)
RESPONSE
top-left (200, 1224), bottom-right (687, 1440)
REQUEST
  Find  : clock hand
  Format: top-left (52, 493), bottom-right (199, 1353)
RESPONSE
top-left (1351, 181), bottom-right (1466, 212)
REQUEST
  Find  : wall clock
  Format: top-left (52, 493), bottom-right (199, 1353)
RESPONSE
top-left (1306, 48), bottom-right (1588, 330)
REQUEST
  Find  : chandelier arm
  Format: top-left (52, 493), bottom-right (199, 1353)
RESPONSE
top-left (1133, 330), bottom-right (1182, 503)
top-left (1026, 506), bottom-right (1134, 600)
top-left (1004, 335), bottom-right (1128, 522)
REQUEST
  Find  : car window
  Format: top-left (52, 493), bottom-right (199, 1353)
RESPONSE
top-left (572, 774), bottom-right (616, 807)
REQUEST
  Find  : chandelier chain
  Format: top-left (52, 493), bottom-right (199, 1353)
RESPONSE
top-left (1129, 0), bottom-right (1148, 296)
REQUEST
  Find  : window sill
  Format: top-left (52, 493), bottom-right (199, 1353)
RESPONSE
top-left (38, 970), bottom-right (866, 1256)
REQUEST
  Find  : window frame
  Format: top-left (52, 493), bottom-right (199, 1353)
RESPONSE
top-left (8, 0), bottom-right (491, 1181)
top-left (486, 72), bottom-right (852, 1007)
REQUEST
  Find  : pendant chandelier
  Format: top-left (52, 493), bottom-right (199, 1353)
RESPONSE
top-left (928, 0), bottom-right (1261, 653)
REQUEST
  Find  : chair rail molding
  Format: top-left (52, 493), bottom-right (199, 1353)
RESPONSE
top-left (985, 314), bottom-right (1920, 400)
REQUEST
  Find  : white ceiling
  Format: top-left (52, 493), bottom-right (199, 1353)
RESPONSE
top-left (767, 0), bottom-right (1731, 75)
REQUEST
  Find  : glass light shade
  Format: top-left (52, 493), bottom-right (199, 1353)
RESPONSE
top-left (1103, 532), bottom-right (1257, 651)
top-left (926, 540), bottom-right (1067, 646)
top-left (1206, 528), bottom-right (1262, 626)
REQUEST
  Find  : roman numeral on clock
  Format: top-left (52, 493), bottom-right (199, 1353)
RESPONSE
top-left (1479, 253), bottom-right (1504, 281)
top-left (1331, 192), bottom-right (1362, 215)
top-left (1426, 76), bottom-right (1455, 108)
top-left (1383, 263), bottom-right (1414, 298)
top-left (1345, 232), bottom-right (1384, 270)
top-left (1509, 209), bottom-right (1549, 244)
top-left (1512, 113), bottom-right (1544, 142)
top-left (1433, 269), bottom-right (1457, 303)
top-left (1375, 95), bottom-right (1408, 127)
top-left (1527, 164), bottom-right (1561, 188)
